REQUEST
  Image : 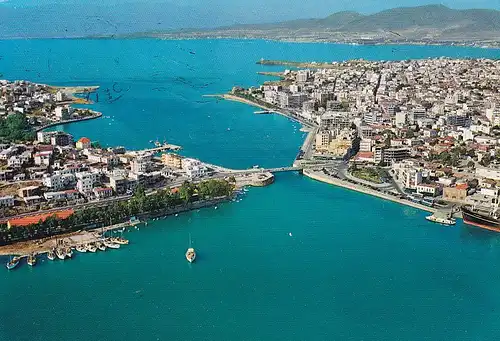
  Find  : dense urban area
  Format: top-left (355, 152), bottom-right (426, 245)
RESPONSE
top-left (230, 58), bottom-right (500, 219)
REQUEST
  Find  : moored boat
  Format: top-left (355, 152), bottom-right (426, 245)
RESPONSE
top-left (47, 249), bottom-right (56, 261)
top-left (461, 205), bottom-right (500, 232)
top-left (27, 254), bottom-right (37, 267)
top-left (56, 248), bottom-right (66, 260)
top-left (86, 243), bottom-right (97, 252)
top-left (426, 215), bottom-right (456, 225)
top-left (6, 256), bottom-right (20, 270)
top-left (110, 237), bottom-right (129, 245)
top-left (76, 244), bottom-right (87, 253)
top-left (103, 239), bottom-right (120, 249)
top-left (65, 248), bottom-right (73, 258)
top-left (96, 241), bottom-right (106, 251)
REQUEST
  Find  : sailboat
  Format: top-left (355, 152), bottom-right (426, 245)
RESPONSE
top-left (185, 234), bottom-right (196, 263)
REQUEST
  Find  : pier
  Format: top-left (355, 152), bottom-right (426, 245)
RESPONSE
top-left (127, 143), bottom-right (181, 155)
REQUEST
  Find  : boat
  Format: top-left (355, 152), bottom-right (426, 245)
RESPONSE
top-left (76, 244), bottom-right (87, 253)
top-left (56, 248), bottom-right (66, 260)
top-left (65, 248), bottom-right (73, 258)
top-left (110, 237), bottom-right (129, 245)
top-left (461, 205), bottom-right (500, 232)
top-left (27, 254), bottom-right (37, 266)
top-left (96, 241), bottom-right (106, 251)
top-left (426, 215), bottom-right (456, 226)
top-left (103, 239), bottom-right (120, 249)
top-left (47, 249), bottom-right (56, 261)
top-left (86, 243), bottom-right (97, 253)
top-left (6, 256), bottom-right (20, 270)
top-left (185, 234), bottom-right (196, 263)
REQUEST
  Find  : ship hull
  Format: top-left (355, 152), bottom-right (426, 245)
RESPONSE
top-left (461, 206), bottom-right (500, 233)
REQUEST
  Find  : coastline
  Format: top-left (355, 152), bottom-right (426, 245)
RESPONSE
top-left (35, 111), bottom-right (103, 132)
top-left (303, 169), bottom-right (436, 213)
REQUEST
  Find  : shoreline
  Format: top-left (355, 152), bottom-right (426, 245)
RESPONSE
top-left (303, 169), bottom-right (436, 213)
top-left (35, 111), bottom-right (103, 132)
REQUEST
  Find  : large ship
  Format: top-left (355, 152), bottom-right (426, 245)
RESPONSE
top-left (461, 205), bottom-right (500, 232)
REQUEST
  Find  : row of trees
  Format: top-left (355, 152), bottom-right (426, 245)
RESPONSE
top-left (0, 179), bottom-right (234, 245)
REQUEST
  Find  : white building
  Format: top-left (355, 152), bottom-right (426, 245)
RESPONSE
top-left (182, 158), bottom-right (207, 179)
top-left (76, 172), bottom-right (98, 194)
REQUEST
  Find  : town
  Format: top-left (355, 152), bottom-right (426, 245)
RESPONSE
top-left (0, 79), bottom-right (278, 252)
top-left (228, 57), bottom-right (500, 229)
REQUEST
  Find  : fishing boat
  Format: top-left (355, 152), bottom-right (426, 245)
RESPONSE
top-left (103, 239), bottom-right (120, 249)
top-left (56, 248), bottom-right (66, 260)
top-left (27, 254), bottom-right (37, 267)
top-left (185, 234), bottom-right (196, 263)
top-left (86, 243), bottom-right (97, 253)
top-left (96, 241), bottom-right (106, 251)
top-left (76, 244), bottom-right (87, 253)
top-left (47, 249), bottom-right (56, 261)
top-left (425, 210), bottom-right (456, 226)
top-left (6, 256), bottom-right (20, 270)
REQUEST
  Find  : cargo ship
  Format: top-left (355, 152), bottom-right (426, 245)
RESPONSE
top-left (461, 205), bottom-right (500, 232)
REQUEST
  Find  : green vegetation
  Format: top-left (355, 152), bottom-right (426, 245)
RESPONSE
top-left (0, 179), bottom-right (234, 246)
top-left (0, 113), bottom-right (34, 142)
top-left (350, 166), bottom-right (384, 184)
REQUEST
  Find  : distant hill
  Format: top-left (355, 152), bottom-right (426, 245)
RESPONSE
top-left (149, 5), bottom-right (500, 44)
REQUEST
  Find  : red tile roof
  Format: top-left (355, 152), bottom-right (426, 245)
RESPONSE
top-left (78, 137), bottom-right (91, 143)
top-left (8, 209), bottom-right (74, 228)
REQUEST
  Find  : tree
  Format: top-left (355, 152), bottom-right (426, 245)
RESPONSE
top-left (467, 161), bottom-right (475, 169)
top-left (179, 181), bottom-right (195, 203)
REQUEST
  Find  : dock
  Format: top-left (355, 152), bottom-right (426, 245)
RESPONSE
top-left (254, 110), bottom-right (274, 114)
top-left (127, 143), bottom-right (181, 155)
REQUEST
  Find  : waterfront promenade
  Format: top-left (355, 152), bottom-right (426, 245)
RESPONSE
top-left (303, 169), bottom-right (436, 213)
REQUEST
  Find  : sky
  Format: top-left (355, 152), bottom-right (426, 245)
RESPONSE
top-left (0, 0), bottom-right (499, 38)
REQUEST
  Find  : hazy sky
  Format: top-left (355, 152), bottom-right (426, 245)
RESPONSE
top-left (3, 0), bottom-right (500, 21)
top-left (1, 0), bottom-right (499, 38)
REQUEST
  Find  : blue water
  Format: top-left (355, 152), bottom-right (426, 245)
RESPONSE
top-left (1, 39), bottom-right (500, 340)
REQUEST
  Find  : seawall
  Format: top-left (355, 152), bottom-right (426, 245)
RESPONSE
top-left (303, 169), bottom-right (436, 213)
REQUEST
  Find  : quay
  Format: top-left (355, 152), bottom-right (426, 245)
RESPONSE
top-left (126, 143), bottom-right (182, 155)
top-left (35, 111), bottom-right (103, 132)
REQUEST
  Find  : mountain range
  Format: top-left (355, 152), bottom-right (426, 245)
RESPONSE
top-left (149, 5), bottom-right (500, 44)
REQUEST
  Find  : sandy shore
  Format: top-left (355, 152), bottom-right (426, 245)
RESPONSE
top-left (303, 169), bottom-right (436, 213)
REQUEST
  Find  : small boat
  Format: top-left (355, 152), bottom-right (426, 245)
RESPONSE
top-left (56, 248), bottom-right (66, 260)
top-left (111, 237), bottom-right (129, 245)
top-left (426, 215), bottom-right (456, 226)
top-left (103, 239), bottom-right (120, 249)
top-left (65, 248), bottom-right (73, 258)
top-left (96, 241), bottom-right (106, 251)
top-left (185, 234), bottom-right (196, 263)
top-left (86, 243), bottom-right (97, 253)
top-left (76, 245), bottom-right (87, 253)
top-left (6, 256), bottom-right (20, 270)
top-left (27, 254), bottom-right (37, 267)
top-left (47, 249), bottom-right (56, 261)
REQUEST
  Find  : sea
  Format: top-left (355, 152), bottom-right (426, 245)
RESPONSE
top-left (0, 39), bottom-right (499, 341)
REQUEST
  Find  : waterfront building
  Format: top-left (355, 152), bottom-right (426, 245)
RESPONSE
top-left (315, 131), bottom-right (331, 151)
top-left (443, 184), bottom-right (468, 203)
top-left (182, 158), bottom-right (207, 179)
top-left (55, 106), bottom-right (70, 120)
top-left (416, 183), bottom-right (441, 197)
top-left (162, 153), bottom-right (183, 169)
top-left (76, 137), bottom-right (92, 150)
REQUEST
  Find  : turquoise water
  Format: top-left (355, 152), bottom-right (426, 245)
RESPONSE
top-left (1, 39), bottom-right (500, 340)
